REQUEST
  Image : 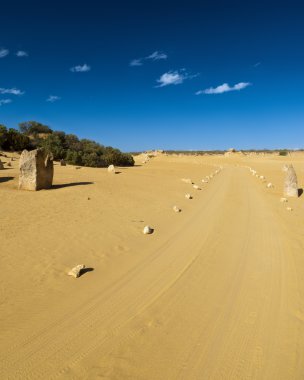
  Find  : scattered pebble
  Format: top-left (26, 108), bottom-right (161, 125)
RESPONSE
top-left (193, 184), bottom-right (201, 190)
top-left (266, 183), bottom-right (274, 188)
top-left (181, 178), bottom-right (193, 184)
top-left (173, 205), bottom-right (181, 213)
top-left (280, 197), bottom-right (288, 203)
top-left (185, 193), bottom-right (192, 200)
top-left (286, 207), bottom-right (293, 212)
top-left (68, 264), bottom-right (85, 278)
top-left (143, 225), bottom-right (154, 234)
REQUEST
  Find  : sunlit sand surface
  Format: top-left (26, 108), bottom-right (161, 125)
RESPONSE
top-left (1, 151), bottom-right (304, 379)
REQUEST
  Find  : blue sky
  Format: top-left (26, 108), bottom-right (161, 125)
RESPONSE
top-left (0, 0), bottom-right (304, 151)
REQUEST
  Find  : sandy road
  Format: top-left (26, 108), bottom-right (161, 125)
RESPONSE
top-left (1, 165), bottom-right (304, 379)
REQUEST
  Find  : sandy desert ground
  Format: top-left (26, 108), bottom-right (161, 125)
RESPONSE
top-left (1, 151), bottom-right (304, 379)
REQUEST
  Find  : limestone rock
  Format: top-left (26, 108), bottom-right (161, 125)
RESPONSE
top-left (181, 178), bottom-right (193, 184)
top-left (266, 183), bottom-right (273, 188)
top-left (193, 184), bottom-right (201, 190)
top-left (60, 159), bottom-right (66, 166)
top-left (108, 164), bottom-right (116, 174)
top-left (173, 205), bottom-right (181, 213)
top-left (68, 264), bottom-right (85, 278)
top-left (185, 193), bottom-right (192, 199)
top-left (286, 207), bottom-right (293, 212)
top-left (19, 148), bottom-right (53, 191)
top-left (284, 164), bottom-right (298, 197)
top-left (143, 225), bottom-right (153, 234)
top-left (280, 197), bottom-right (288, 203)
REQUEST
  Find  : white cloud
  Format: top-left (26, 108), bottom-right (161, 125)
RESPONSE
top-left (146, 51), bottom-right (167, 61)
top-left (0, 49), bottom-right (9, 58)
top-left (0, 99), bottom-right (12, 106)
top-left (70, 64), bottom-right (91, 72)
top-left (129, 58), bottom-right (143, 66)
top-left (196, 82), bottom-right (251, 95)
top-left (46, 95), bottom-right (61, 103)
top-left (0, 87), bottom-right (24, 95)
top-left (16, 50), bottom-right (28, 57)
top-left (156, 69), bottom-right (198, 88)
top-left (130, 51), bottom-right (168, 67)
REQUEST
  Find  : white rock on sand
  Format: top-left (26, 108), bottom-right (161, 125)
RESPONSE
top-left (68, 264), bottom-right (85, 278)
top-left (173, 205), bottom-right (181, 213)
top-left (266, 183), bottom-right (274, 188)
top-left (108, 164), bottom-right (116, 174)
top-left (181, 178), bottom-right (193, 184)
top-left (143, 225), bottom-right (153, 234)
top-left (193, 184), bottom-right (201, 190)
top-left (185, 193), bottom-right (192, 199)
top-left (280, 197), bottom-right (288, 203)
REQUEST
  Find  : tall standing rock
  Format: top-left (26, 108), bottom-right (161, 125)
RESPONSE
top-left (19, 148), bottom-right (54, 190)
top-left (0, 159), bottom-right (4, 170)
top-left (284, 164), bottom-right (298, 197)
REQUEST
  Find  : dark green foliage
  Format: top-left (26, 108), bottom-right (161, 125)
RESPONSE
top-left (279, 150), bottom-right (288, 156)
top-left (0, 126), bottom-right (31, 151)
top-left (0, 120), bottom-right (134, 167)
top-left (19, 121), bottom-right (53, 135)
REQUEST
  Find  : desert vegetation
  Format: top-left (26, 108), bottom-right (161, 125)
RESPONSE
top-left (0, 121), bottom-right (134, 167)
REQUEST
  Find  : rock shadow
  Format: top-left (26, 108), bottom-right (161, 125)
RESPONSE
top-left (79, 267), bottom-right (94, 277)
top-left (52, 181), bottom-right (94, 189)
top-left (0, 176), bottom-right (14, 183)
top-left (298, 188), bottom-right (303, 197)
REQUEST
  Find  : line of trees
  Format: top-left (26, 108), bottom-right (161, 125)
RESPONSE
top-left (0, 121), bottom-right (134, 167)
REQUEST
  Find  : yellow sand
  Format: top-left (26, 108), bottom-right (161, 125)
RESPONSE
top-left (1, 152), bottom-right (304, 379)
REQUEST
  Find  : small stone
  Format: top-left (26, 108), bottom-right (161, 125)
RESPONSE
top-left (181, 178), bottom-right (193, 184)
top-left (7, 162), bottom-right (12, 167)
top-left (286, 207), bottom-right (293, 212)
top-left (0, 160), bottom-right (4, 170)
top-left (266, 183), bottom-right (274, 188)
top-left (75, 166), bottom-right (81, 169)
top-left (193, 185), bottom-right (201, 190)
top-left (143, 225), bottom-right (153, 234)
top-left (280, 197), bottom-right (288, 203)
top-left (173, 205), bottom-right (181, 213)
top-left (60, 159), bottom-right (67, 166)
top-left (108, 164), bottom-right (116, 174)
top-left (68, 264), bottom-right (85, 278)
top-left (185, 193), bottom-right (192, 199)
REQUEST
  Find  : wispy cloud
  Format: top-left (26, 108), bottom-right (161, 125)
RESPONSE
top-left (129, 59), bottom-right (143, 67)
top-left (0, 48), bottom-right (9, 58)
top-left (70, 64), bottom-right (91, 72)
top-left (46, 95), bottom-right (61, 103)
top-left (0, 87), bottom-right (24, 95)
top-left (156, 69), bottom-right (198, 88)
top-left (146, 51), bottom-right (167, 61)
top-left (130, 51), bottom-right (167, 66)
top-left (254, 62), bottom-right (261, 67)
top-left (196, 82), bottom-right (251, 95)
top-left (0, 99), bottom-right (12, 106)
top-left (16, 50), bottom-right (28, 57)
